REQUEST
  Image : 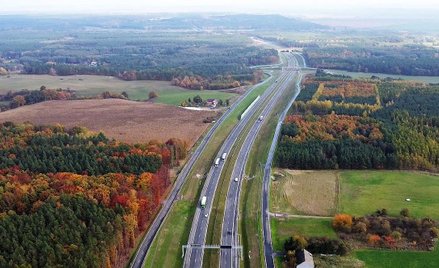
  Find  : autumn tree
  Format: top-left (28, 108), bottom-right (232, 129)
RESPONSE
top-left (333, 214), bottom-right (353, 233)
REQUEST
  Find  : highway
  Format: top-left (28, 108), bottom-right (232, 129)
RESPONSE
top-left (183, 52), bottom-right (300, 268)
top-left (262, 53), bottom-right (305, 268)
top-left (219, 53), bottom-right (303, 268)
top-left (130, 70), bottom-right (274, 268)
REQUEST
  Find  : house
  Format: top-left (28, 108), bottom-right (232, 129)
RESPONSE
top-left (296, 249), bottom-right (314, 268)
top-left (206, 99), bottom-right (218, 108)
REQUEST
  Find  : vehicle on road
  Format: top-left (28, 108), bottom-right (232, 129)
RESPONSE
top-left (258, 115), bottom-right (264, 121)
top-left (204, 214), bottom-right (208, 218)
top-left (234, 177), bottom-right (239, 182)
top-left (214, 158), bottom-right (220, 167)
top-left (221, 152), bottom-right (227, 160)
top-left (201, 196), bottom-right (207, 208)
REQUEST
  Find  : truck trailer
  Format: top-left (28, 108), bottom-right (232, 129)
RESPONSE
top-left (201, 196), bottom-right (207, 208)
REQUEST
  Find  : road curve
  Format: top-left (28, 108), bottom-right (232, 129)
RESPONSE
top-left (130, 73), bottom-right (274, 268)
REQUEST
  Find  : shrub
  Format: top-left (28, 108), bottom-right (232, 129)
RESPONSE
top-left (391, 231), bottom-right (402, 240)
top-left (149, 91), bottom-right (158, 99)
top-left (333, 214), bottom-right (353, 233)
top-left (367, 234), bottom-right (381, 246)
top-left (400, 208), bottom-right (410, 217)
top-left (307, 237), bottom-right (349, 256)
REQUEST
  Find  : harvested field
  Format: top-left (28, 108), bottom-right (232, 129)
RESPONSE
top-left (270, 169), bottom-right (338, 216)
top-left (0, 99), bottom-right (216, 146)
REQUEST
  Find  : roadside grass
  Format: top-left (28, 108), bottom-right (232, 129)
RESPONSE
top-left (240, 72), bottom-right (299, 268)
top-left (271, 218), bottom-right (337, 251)
top-left (142, 76), bottom-right (274, 267)
top-left (143, 201), bottom-right (194, 268)
top-left (270, 170), bottom-right (338, 216)
top-left (0, 74), bottom-right (237, 106)
top-left (340, 170), bottom-right (439, 220)
top-left (355, 244), bottom-right (439, 268)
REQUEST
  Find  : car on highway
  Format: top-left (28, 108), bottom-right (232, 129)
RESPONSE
top-left (221, 152), bottom-right (227, 160)
top-left (204, 214), bottom-right (208, 218)
top-left (214, 157), bottom-right (220, 167)
top-left (234, 177), bottom-right (239, 182)
top-left (258, 115), bottom-right (264, 121)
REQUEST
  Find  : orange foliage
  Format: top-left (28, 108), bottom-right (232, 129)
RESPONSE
top-left (367, 234), bottom-right (381, 246)
top-left (333, 214), bottom-right (353, 232)
top-left (284, 114), bottom-right (384, 142)
top-left (321, 81), bottom-right (377, 97)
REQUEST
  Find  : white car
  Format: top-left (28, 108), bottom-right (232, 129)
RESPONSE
top-left (234, 177), bottom-right (239, 182)
top-left (204, 214), bottom-right (208, 218)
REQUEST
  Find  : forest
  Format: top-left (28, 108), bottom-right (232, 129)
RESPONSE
top-left (0, 28), bottom-right (278, 90)
top-left (0, 122), bottom-right (187, 267)
top-left (275, 74), bottom-right (439, 171)
top-left (304, 45), bottom-right (439, 76)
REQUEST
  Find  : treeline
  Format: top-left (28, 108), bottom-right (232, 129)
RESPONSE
top-left (0, 122), bottom-right (188, 267)
top-left (0, 87), bottom-right (75, 111)
top-left (304, 46), bottom-right (439, 76)
top-left (1, 31), bottom-right (278, 87)
top-left (0, 87), bottom-right (131, 112)
top-left (276, 75), bottom-right (439, 171)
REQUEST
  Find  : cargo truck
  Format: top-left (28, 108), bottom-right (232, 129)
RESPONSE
top-left (201, 196), bottom-right (207, 208)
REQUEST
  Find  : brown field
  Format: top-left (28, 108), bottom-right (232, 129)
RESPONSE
top-left (0, 99), bottom-right (216, 146)
top-left (271, 169), bottom-right (338, 216)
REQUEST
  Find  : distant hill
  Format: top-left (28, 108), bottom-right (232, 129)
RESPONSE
top-left (0, 14), bottom-right (325, 31)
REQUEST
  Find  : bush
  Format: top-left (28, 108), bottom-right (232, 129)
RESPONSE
top-left (333, 214), bottom-right (353, 233)
top-left (306, 237), bottom-right (349, 256)
top-left (149, 91), bottom-right (158, 99)
top-left (400, 208), bottom-right (410, 217)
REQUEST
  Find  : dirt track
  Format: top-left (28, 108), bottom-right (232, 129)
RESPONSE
top-left (0, 99), bottom-right (216, 146)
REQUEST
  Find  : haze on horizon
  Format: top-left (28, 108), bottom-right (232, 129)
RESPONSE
top-left (1, 0), bottom-right (439, 18)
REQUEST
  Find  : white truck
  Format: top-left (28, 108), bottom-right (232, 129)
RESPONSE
top-left (221, 152), bottom-right (227, 160)
top-left (201, 196), bottom-right (207, 208)
top-left (214, 158), bottom-right (220, 167)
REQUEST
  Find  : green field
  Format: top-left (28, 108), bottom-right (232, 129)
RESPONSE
top-left (0, 74), bottom-right (237, 106)
top-left (340, 171), bottom-right (439, 219)
top-left (271, 218), bottom-right (336, 251)
top-left (143, 201), bottom-right (194, 268)
top-left (355, 245), bottom-right (439, 268)
top-left (328, 70), bottom-right (439, 83)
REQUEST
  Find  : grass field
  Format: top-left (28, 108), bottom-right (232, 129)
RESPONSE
top-left (328, 70), bottom-right (439, 83)
top-left (355, 245), bottom-right (439, 268)
top-left (0, 99), bottom-right (215, 146)
top-left (340, 171), bottom-right (439, 219)
top-left (271, 218), bottom-right (337, 251)
top-left (144, 201), bottom-right (194, 268)
top-left (0, 74), bottom-right (237, 106)
top-left (270, 170), bottom-right (338, 216)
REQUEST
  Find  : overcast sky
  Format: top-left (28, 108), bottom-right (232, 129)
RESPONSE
top-left (1, 0), bottom-right (438, 16)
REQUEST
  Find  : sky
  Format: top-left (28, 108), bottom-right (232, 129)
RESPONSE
top-left (1, 0), bottom-right (438, 16)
